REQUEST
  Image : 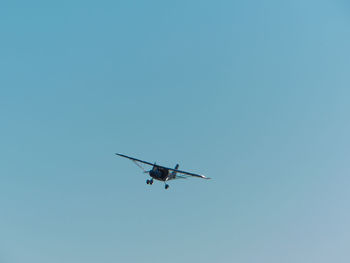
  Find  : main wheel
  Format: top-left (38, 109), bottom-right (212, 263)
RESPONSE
top-left (165, 184), bottom-right (169, 189)
top-left (146, 179), bottom-right (150, 184)
top-left (150, 179), bottom-right (153, 185)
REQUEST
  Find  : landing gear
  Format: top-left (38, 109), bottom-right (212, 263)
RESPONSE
top-left (165, 184), bottom-right (169, 190)
top-left (146, 179), bottom-right (153, 185)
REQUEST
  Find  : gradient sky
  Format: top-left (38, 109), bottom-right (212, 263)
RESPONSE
top-left (1, 1), bottom-right (350, 262)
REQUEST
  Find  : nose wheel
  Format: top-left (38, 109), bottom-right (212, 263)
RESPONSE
top-left (165, 184), bottom-right (169, 190)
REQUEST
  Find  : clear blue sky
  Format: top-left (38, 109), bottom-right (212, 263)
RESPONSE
top-left (1, 1), bottom-right (350, 262)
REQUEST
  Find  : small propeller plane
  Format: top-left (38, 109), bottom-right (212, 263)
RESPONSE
top-left (115, 153), bottom-right (210, 189)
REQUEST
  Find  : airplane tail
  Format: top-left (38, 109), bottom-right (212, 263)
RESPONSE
top-left (170, 164), bottom-right (179, 179)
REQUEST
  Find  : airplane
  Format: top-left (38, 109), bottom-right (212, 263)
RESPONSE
top-left (115, 153), bottom-right (210, 189)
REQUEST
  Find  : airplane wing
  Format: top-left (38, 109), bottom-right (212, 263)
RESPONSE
top-left (168, 167), bottom-right (210, 179)
top-left (115, 153), bottom-right (210, 179)
top-left (115, 153), bottom-right (154, 167)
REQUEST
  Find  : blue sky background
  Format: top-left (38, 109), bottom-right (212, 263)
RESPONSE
top-left (1, 0), bottom-right (350, 262)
